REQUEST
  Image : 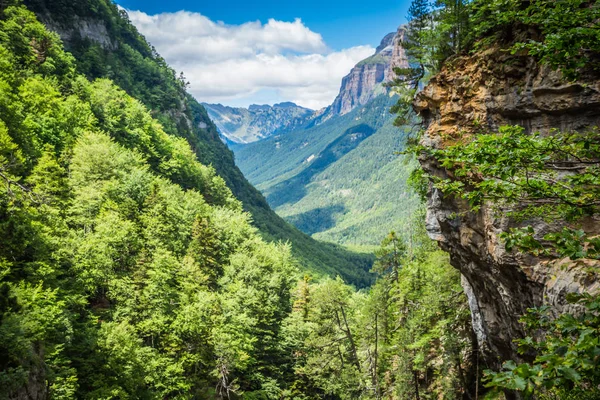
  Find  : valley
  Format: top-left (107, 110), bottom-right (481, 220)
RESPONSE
top-left (231, 29), bottom-right (419, 247)
top-left (0, 0), bottom-right (599, 399)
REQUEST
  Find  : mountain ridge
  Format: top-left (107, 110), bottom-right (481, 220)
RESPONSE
top-left (233, 27), bottom-right (419, 246)
top-left (203, 101), bottom-right (314, 144)
top-left (326, 25), bottom-right (408, 118)
top-left (204, 25), bottom-right (408, 145)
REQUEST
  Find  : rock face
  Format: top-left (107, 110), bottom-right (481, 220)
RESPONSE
top-left (203, 102), bottom-right (314, 144)
top-left (36, 14), bottom-right (116, 50)
top-left (415, 49), bottom-right (600, 364)
top-left (329, 26), bottom-right (409, 116)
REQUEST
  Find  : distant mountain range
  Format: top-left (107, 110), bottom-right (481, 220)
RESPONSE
top-left (203, 102), bottom-right (315, 144)
top-left (204, 26), bottom-right (408, 145)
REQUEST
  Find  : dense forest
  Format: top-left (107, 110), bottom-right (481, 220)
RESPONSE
top-left (1, 0), bottom-right (600, 399)
top-left (21, 0), bottom-right (374, 286)
top-left (0, 2), bottom-right (470, 398)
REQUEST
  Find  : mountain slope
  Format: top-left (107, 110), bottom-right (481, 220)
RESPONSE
top-left (0, 6), bottom-right (301, 396)
top-left (22, 0), bottom-right (374, 285)
top-left (236, 95), bottom-right (419, 246)
top-left (203, 102), bottom-right (314, 144)
top-left (320, 25), bottom-right (407, 121)
top-left (234, 30), bottom-right (419, 247)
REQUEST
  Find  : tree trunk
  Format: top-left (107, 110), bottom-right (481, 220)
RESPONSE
top-left (337, 305), bottom-right (361, 373)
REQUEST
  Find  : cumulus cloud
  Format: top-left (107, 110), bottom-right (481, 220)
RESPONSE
top-left (125, 9), bottom-right (374, 109)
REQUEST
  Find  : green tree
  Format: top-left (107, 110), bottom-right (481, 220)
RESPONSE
top-left (485, 293), bottom-right (600, 399)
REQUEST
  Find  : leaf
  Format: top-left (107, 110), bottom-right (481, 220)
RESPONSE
top-left (559, 367), bottom-right (581, 382)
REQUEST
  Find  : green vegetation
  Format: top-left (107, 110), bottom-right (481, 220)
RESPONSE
top-left (484, 293), bottom-right (600, 399)
top-left (391, 0), bottom-right (600, 124)
top-left (21, 0), bottom-right (375, 286)
top-left (356, 53), bottom-right (389, 67)
top-left (3, 0), bottom-right (598, 398)
top-left (236, 95), bottom-right (420, 247)
top-left (0, 7), bottom-right (477, 397)
top-left (0, 5), bottom-right (298, 397)
top-left (423, 125), bottom-right (600, 260)
top-left (283, 214), bottom-right (477, 399)
top-left (392, 1), bottom-right (600, 398)
top-left (417, 124), bottom-right (600, 398)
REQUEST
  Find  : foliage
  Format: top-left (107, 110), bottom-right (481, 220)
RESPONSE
top-left (390, 2), bottom-right (600, 400)
top-left (469, 0), bottom-right (600, 80)
top-left (22, 0), bottom-right (374, 287)
top-left (389, 0), bottom-right (470, 125)
top-left (421, 125), bottom-right (600, 259)
top-left (0, 2), bottom-right (479, 399)
top-left (391, 0), bottom-right (600, 125)
top-left (484, 293), bottom-right (600, 399)
top-left (284, 212), bottom-right (477, 399)
top-left (418, 125), bottom-right (599, 398)
top-left (236, 95), bottom-right (420, 248)
top-left (0, 5), bottom-right (301, 398)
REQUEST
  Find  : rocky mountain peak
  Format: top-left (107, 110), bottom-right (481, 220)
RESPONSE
top-left (375, 31), bottom-right (396, 54)
top-left (203, 27), bottom-right (409, 143)
top-left (203, 102), bottom-right (315, 144)
top-left (327, 25), bottom-right (409, 117)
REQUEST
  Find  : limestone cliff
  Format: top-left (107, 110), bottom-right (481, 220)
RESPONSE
top-left (328, 26), bottom-right (408, 117)
top-left (32, 11), bottom-right (116, 50)
top-left (414, 49), bottom-right (600, 364)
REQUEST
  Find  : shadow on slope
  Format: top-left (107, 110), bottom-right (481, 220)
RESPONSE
top-left (285, 204), bottom-right (347, 236)
top-left (23, 0), bottom-right (375, 287)
top-left (265, 123), bottom-right (376, 208)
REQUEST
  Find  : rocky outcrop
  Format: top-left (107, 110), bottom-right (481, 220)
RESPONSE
top-left (329, 26), bottom-right (409, 116)
top-left (205, 27), bottom-right (410, 143)
top-left (36, 14), bottom-right (116, 50)
top-left (203, 102), bottom-right (314, 144)
top-left (415, 49), bottom-right (600, 364)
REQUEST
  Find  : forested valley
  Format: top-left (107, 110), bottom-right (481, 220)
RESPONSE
top-left (1, 0), bottom-right (600, 399)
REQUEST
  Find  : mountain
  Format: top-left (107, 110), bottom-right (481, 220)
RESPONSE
top-left (204, 27), bottom-right (408, 147)
top-left (327, 26), bottom-right (408, 117)
top-left (234, 27), bottom-right (419, 247)
top-left (22, 0), bottom-right (374, 286)
top-left (0, 5), bottom-right (303, 397)
top-left (203, 102), bottom-right (315, 144)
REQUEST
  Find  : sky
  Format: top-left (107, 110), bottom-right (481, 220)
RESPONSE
top-left (115, 0), bottom-right (411, 109)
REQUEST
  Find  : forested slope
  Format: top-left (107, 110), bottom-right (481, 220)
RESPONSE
top-left (0, 5), bottom-right (300, 396)
top-left (0, 10), bottom-right (475, 398)
top-left (236, 95), bottom-right (419, 246)
top-left (20, 0), bottom-right (374, 285)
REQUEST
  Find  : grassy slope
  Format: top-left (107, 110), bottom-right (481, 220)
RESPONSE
top-left (23, 0), bottom-right (374, 286)
top-left (235, 95), bottom-right (419, 246)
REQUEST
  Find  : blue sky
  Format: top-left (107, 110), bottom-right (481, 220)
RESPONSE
top-left (116, 0), bottom-right (411, 108)
top-left (116, 0), bottom-right (409, 49)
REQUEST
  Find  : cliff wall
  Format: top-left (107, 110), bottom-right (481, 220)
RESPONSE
top-left (329, 27), bottom-right (409, 117)
top-left (415, 49), bottom-right (600, 363)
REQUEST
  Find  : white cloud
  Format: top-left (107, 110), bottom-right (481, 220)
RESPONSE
top-left (125, 9), bottom-right (374, 109)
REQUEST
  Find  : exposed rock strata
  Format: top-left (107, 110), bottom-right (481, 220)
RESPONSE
top-left (37, 14), bottom-right (116, 50)
top-left (415, 50), bottom-right (600, 364)
top-left (329, 26), bottom-right (409, 116)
